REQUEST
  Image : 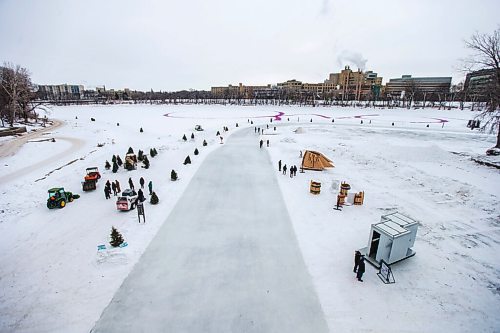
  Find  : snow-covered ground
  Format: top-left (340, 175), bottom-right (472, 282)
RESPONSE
top-left (0, 104), bottom-right (498, 332)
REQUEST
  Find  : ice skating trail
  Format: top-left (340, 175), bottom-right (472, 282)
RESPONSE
top-left (92, 127), bottom-right (328, 333)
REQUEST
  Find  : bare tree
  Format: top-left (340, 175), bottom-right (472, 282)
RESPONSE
top-left (0, 63), bottom-right (34, 126)
top-left (463, 28), bottom-right (500, 149)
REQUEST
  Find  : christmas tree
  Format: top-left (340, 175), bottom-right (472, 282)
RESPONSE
top-left (110, 226), bottom-right (124, 247)
top-left (112, 155), bottom-right (116, 163)
top-left (117, 155), bottom-right (123, 166)
top-left (182, 134), bottom-right (187, 141)
top-left (150, 192), bottom-right (159, 204)
top-left (112, 161), bottom-right (119, 173)
top-left (194, 148), bottom-right (199, 155)
top-left (138, 150), bottom-right (144, 161)
top-left (183, 156), bottom-right (191, 165)
top-left (105, 160), bottom-right (111, 170)
top-left (203, 140), bottom-right (207, 147)
top-left (171, 169), bottom-right (178, 181)
top-left (127, 147), bottom-right (134, 154)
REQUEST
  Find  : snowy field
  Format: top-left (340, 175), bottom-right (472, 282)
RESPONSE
top-left (0, 104), bottom-right (499, 332)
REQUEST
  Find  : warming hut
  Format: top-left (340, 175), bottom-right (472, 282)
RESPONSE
top-left (301, 150), bottom-right (334, 171)
top-left (361, 212), bottom-right (418, 268)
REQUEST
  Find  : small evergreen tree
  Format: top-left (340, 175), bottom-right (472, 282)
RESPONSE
top-left (127, 147), bottom-right (134, 154)
top-left (182, 134), bottom-right (187, 141)
top-left (150, 148), bottom-right (155, 157)
top-left (117, 155), bottom-right (123, 166)
top-left (203, 139), bottom-right (207, 146)
top-left (171, 169), bottom-right (178, 181)
top-left (110, 226), bottom-right (125, 247)
top-left (112, 155), bottom-right (117, 163)
top-left (143, 156), bottom-right (150, 169)
top-left (112, 161), bottom-right (119, 173)
top-left (153, 148), bottom-right (158, 156)
top-left (194, 148), bottom-right (199, 155)
top-left (183, 155), bottom-right (191, 165)
top-left (216, 130), bottom-right (220, 136)
top-left (138, 150), bottom-right (144, 161)
top-left (236, 123), bottom-right (239, 127)
top-left (191, 133), bottom-right (195, 139)
top-left (150, 192), bottom-right (159, 204)
top-left (105, 160), bottom-right (111, 170)
top-left (140, 127), bottom-right (143, 133)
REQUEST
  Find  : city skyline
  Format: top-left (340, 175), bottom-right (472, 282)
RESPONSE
top-left (0, 0), bottom-right (498, 91)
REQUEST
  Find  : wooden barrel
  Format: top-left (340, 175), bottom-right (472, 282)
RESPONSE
top-left (337, 194), bottom-right (346, 205)
top-left (340, 183), bottom-right (351, 196)
top-left (310, 181), bottom-right (321, 195)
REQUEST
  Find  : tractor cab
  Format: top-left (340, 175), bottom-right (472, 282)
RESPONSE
top-left (116, 189), bottom-right (138, 211)
top-left (47, 188), bottom-right (69, 209)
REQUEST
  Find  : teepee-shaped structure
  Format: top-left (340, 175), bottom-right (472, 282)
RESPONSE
top-left (301, 150), bottom-right (334, 171)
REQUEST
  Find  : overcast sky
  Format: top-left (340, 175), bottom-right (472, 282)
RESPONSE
top-left (0, 0), bottom-right (498, 91)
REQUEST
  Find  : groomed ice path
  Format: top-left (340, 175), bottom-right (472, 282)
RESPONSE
top-left (92, 128), bottom-right (329, 332)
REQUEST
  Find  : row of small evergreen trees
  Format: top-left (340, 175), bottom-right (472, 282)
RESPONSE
top-left (104, 147), bottom-right (158, 173)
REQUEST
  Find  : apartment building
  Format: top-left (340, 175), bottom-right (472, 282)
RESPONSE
top-left (37, 84), bottom-right (84, 100)
top-left (385, 75), bottom-right (451, 98)
top-left (211, 83), bottom-right (272, 98)
top-left (324, 66), bottom-right (383, 100)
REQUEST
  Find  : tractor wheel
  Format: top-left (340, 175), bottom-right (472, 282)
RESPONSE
top-left (60, 200), bottom-right (66, 208)
top-left (69, 197), bottom-right (74, 202)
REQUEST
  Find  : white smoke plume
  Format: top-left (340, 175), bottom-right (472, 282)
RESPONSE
top-left (337, 50), bottom-right (368, 71)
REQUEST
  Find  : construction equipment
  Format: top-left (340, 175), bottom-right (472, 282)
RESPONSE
top-left (124, 154), bottom-right (137, 171)
top-left (82, 167), bottom-right (101, 191)
top-left (47, 188), bottom-right (80, 209)
top-left (116, 189), bottom-right (138, 211)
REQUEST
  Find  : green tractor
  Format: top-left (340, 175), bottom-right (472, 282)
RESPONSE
top-left (47, 187), bottom-right (80, 209)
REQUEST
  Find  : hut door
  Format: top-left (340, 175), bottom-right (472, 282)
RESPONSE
top-left (369, 231), bottom-right (381, 258)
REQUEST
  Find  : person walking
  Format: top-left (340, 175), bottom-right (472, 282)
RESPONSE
top-left (104, 186), bottom-right (111, 199)
top-left (290, 167), bottom-right (293, 178)
top-left (266, 139), bottom-right (269, 147)
top-left (111, 182), bottom-right (117, 196)
top-left (283, 164), bottom-right (287, 175)
top-left (115, 180), bottom-right (121, 193)
top-left (137, 189), bottom-right (145, 202)
top-left (105, 180), bottom-right (111, 191)
top-left (357, 256), bottom-right (366, 282)
top-left (140, 177), bottom-right (145, 189)
top-left (260, 140), bottom-right (263, 148)
top-left (148, 180), bottom-right (153, 195)
top-left (293, 165), bottom-right (298, 177)
top-left (278, 160), bottom-right (282, 172)
top-left (258, 128), bottom-right (261, 134)
top-left (128, 177), bottom-right (134, 190)
top-left (254, 127), bottom-right (257, 133)
top-left (353, 251), bottom-right (361, 273)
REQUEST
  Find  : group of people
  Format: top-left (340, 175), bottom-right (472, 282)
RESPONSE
top-left (104, 177), bottom-right (153, 201)
top-left (259, 139), bottom-right (269, 148)
top-left (104, 179), bottom-right (121, 199)
top-left (354, 251), bottom-right (366, 282)
top-left (278, 160), bottom-right (298, 178)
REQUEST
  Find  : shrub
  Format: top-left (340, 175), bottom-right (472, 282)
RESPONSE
top-left (203, 140), bottom-right (207, 146)
top-left (191, 133), bottom-right (195, 139)
top-left (183, 155), bottom-right (191, 165)
top-left (127, 147), bottom-right (134, 154)
top-left (150, 192), bottom-right (159, 205)
top-left (171, 169), bottom-right (178, 181)
top-left (138, 150), bottom-right (144, 161)
top-left (182, 134), bottom-right (187, 141)
top-left (117, 156), bottom-right (123, 166)
top-left (105, 160), bottom-right (111, 170)
top-left (110, 226), bottom-right (125, 247)
top-left (194, 148), bottom-right (199, 155)
top-left (112, 161), bottom-right (119, 173)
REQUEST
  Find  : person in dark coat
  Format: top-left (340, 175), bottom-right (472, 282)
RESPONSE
top-left (266, 139), bottom-right (269, 147)
top-left (128, 177), bottom-right (134, 190)
top-left (104, 186), bottom-right (111, 199)
top-left (139, 177), bottom-right (145, 189)
top-left (259, 140), bottom-right (263, 148)
top-left (357, 256), bottom-right (366, 282)
top-left (148, 180), bottom-right (153, 195)
top-left (111, 182), bottom-right (117, 196)
top-left (115, 180), bottom-right (121, 193)
top-left (137, 189), bottom-right (145, 202)
top-left (283, 164), bottom-right (287, 175)
top-left (278, 160), bottom-right (282, 171)
top-left (105, 180), bottom-right (111, 191)
top-left (354, 251), bottom-right (361, 273)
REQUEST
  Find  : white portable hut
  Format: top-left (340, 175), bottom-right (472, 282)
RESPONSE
top-left (362, 212), bottom-right (418, 267)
